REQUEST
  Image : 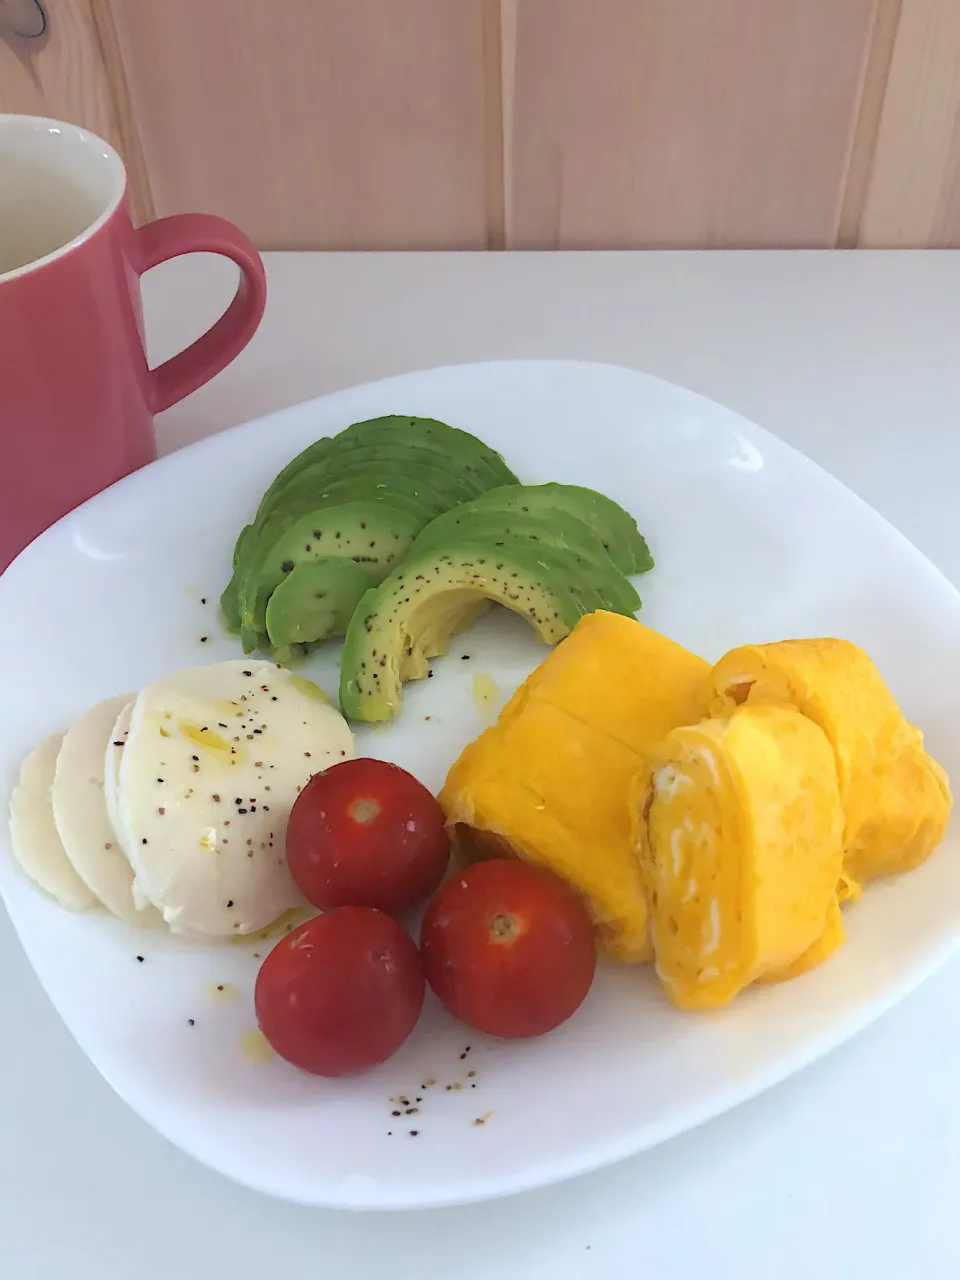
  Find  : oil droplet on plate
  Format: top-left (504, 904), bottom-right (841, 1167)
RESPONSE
top-left (238, 1027), bottom-right (274, 1064)
top-left (231, 902), bottom-right (316, 946)
top-left (472, 672), bottom-right (499, 718)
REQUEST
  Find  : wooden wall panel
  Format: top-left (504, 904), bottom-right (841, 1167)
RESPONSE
top-left (0, 0), bottom-right (153, 222)
top-left (106, 0), bottom-right (495, 250)
top-left (858, 0), bottom-right (960, 247)
top-left (507, 0), bottom-right (877, 250)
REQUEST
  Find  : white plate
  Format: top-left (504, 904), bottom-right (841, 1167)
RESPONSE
top-left (1, 359), bottom-right (958, 1211)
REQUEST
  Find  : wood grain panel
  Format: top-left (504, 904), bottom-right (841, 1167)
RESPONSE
top-left (0, 0), bottom-right (153, 222)
top-left (107, 0), bottom-right (495, 250)
top-left (508, 0), bottom-right (877, 249)
top-left (858, 0), bottom-right (960, 246)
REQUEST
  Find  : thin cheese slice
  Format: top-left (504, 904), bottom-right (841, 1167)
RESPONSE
top-left (633, 704), bottom-right (843, 1009)
top-left (9, 733), bottom-right (96, 911)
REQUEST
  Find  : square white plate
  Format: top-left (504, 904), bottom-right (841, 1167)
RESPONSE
top-left (1, 360), bottom-right (958, 1210)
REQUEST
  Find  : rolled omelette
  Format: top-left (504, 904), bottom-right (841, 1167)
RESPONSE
top-left (632, 704), bottom-right (844, 1009)
top-left (711, 639), bottom-right (952, 885)
top-left (440, 611), bottom-right (714, 962)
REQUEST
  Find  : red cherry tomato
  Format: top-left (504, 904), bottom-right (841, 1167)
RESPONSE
top-left (420, 860), bottom-right (597, 1039)
top-left (285, 758), bottom-right (450, 917)
top-left (255, 907), bottom-right (425, 1076)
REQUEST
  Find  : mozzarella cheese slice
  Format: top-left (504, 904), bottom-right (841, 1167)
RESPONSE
top-left (9, 733), bottom-right (96, 910)
top-left (118, 660), bottom-right (355, 937)
top-left (52, 694), bottom-right (159, 925)
top-left (103, 702), bottom-right (135, 865)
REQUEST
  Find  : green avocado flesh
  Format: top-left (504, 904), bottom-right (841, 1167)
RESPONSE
top-left (263, 445), bottom-right (488, 519)
top-left (222, 418), bottom-right (655, 694)
top-left (221, 471), bottom-right (456, 632)
top-left (411, 506), bottom-right (641, 616)
top-left (265, 558), bottom-right (374, 654)
top-left (445, 483), bottom-right (653, 576)
top-left (254, 416), bottom-right (518, 523)
top-left (222, 416), bottom-right (521, 646)
top-left (339, 540), bottom-right (600, 722)
top-left (237, 502), bottom-right (423, 653)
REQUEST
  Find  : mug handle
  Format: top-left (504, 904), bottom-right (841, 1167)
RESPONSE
top-left (133, 213), bottom-right (267, 415)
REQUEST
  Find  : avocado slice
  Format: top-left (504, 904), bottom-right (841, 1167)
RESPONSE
top-left (259, 442), bottom-right (490, 526)
top-left (226, 416), bottom-right (520, 635)
top-left (265, 558), bottom-right (374, 655)
top-left (411, 506), bottom-right (641, 616)
top-left (339, 540), bottom-right (598, 722)
top-left (221, 523), bottom-right (257, 630)
top-left (238, 501), bottom-right (423, 653)
top-left (254, 415), bottom-right (518, 523)
top-left (259, 450), bottom-right (478, 528)
top-left (223, 472), bottom-right (451, 636)
top-left (452, 484), bottom-right (652, 575)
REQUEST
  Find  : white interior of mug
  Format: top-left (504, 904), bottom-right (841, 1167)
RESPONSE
top-left (0, 115), bottom-right (126, 281)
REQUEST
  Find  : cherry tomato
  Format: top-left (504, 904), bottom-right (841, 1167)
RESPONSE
top-left (255, 907), bottom-right (425, 1076)
top-left (420, 860), bottom-right (597, 1039)
top-left (285, 758), bottom-right (450, 916)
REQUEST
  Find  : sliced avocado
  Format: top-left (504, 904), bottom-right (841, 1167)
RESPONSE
top-left (260, 442), bottom-right (489, 524)
top-left (238, 501), bottom-right (423, 653)
top-left (255, 416), bottom-right (518, 522)
top-left (324, 415), bottom-right (518, 489)
top-left (453, 484), bottom-right (652, 575)
top-left (339, 541), bottom-right (594, 722)
top-left (412, 507), bottom-right (641, 616)
top-left (223, 474), bottom-right (449, 637)
top-left (222, 523), bottom-right (256, 630)
top-left (259, 451), bottom-right (475, 528)
top-left (265, 558), bottom-right (373, 653)
top-left (312, 431), bottom-right (515, 496)
top-left (275, 472), bottom-right (451, 520)
top-left (230, 454), bottom-right (494, 636)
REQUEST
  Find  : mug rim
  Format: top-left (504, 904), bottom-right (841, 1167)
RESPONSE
top-left (0, 114), bottom-right (127, 286)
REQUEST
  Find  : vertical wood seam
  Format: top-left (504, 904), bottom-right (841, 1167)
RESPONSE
top-left (88, 0), bottom-right (155, 224)
top-left (837, 0), bottom-right (903, 247)
top-left (482, 0), bottom-right (506, 249)
top-left (500, 0), bottom-right (518, 248)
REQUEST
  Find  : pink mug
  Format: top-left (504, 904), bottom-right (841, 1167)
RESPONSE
top-left (0, 114), bottom-right (267, 572)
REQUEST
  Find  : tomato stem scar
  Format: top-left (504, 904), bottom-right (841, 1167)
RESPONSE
top-left (348, 796), bottom-right (381, 824)
top-left (489, 912), bottom-right (520, 943)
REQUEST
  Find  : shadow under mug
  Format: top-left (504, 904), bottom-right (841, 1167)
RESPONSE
top-left (0, 114), bottom-right (267, 573)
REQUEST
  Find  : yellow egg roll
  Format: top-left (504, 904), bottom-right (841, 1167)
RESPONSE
top-left (633, 704), bottom-right (844, 1009)
top-left (711, 639), bottom-right (952, 883)
top-left (440, 611), bottom-right (714, 963)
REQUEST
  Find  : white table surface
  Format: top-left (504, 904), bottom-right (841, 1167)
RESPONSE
top-left (4, 250), bottom-right (960, 1278)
